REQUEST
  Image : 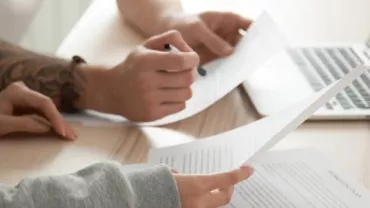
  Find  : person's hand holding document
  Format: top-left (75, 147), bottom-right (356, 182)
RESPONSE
top-left (148, 64), bottom-right (370, 207)
top-left (174, 166), bottom-right (254, 208)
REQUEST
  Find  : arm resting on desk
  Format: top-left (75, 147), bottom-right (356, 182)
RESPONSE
top-left (0, 162), bottom-right (180, 208)
top-left (0, 39), bottom-right (109, 113)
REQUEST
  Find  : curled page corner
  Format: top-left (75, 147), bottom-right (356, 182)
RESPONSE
top-left (64, 12), bottom-right (288, 127)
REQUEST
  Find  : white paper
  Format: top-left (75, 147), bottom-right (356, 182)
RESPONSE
top-left (148, 65), bottom-right (368, 172)
top-left (63, 110), bottom-right (129, 126)
top-left (64, 12), bottom-right (287, 126)
top-left (229, 149), bottom-right (370, 208)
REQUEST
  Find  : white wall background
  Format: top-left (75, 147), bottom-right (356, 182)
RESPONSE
top-left (20, 0), bottom-right (92, 54)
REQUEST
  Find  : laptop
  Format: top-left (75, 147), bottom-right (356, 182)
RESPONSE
top-left (242, 37), bottom-right (370, 120)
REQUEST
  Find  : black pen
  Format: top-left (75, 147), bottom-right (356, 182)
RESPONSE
top-left (164, 44), bottom-right (207, 76)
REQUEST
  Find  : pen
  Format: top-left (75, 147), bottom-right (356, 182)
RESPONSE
top-left (164, 44), bottom-right (207, 77)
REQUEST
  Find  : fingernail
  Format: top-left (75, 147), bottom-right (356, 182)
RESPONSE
top-left (71, 131), bottom-right (78, 140)
top-left (241, 166), bottom-right (254, 175)
top-left (69, 134), bottom-right (77, 140)
top-left (224, 45), bottom-right (233, 55)
top-left (66, 132), bottom-right (74, 140)
top-left (60, 128), bottom-right (67, 138)
top-left (66, 129), bottom-right (77, 140)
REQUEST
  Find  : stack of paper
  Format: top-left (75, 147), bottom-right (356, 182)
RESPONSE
top-left (231, 149), bottom-right (370, 207)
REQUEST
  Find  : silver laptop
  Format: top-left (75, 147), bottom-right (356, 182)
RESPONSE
top-left (242, 38), bottom-right (370, 120)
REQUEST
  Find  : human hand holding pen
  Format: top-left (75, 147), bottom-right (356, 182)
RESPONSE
top-left (85, 30), bottom-right (199, 122)
top-left (164, 44), bottom-right (207, 76)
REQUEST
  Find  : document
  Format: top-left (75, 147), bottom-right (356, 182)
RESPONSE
top-left (148, 65), bottom-right (367, 172)
top-left (63, 12), bottom-right (288, 126)
top-left (230, 149), bottom-right (370, 208)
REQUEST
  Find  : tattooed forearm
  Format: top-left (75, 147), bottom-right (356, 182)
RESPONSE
top-left (0, 39), bottom-right (86, 112)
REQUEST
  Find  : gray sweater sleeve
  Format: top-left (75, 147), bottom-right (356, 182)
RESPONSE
top-left (0, 161), bottom-right (181, 208)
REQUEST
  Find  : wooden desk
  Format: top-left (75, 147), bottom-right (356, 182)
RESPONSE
top-left (2, 0), bottom-right (370, 193)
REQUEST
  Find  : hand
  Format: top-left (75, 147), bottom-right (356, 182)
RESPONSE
top-left (174, 166), bottom-right (254, 208)
top-left (0, 82), bottom-right (76, 140)
top-left (85, 30), bottom-right (199, 122)
top-left (162, 12), bottom-right (252, 64)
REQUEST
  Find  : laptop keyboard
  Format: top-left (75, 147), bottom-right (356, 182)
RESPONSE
top-left (287, 47), bottom-right (370, 110)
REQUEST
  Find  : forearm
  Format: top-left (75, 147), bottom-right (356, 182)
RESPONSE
top-left (0, 162), bottom-right (180, 208)
top-left (0, 39), bottom-right (106, 112)
top-left (117, 0), bottom-right (182, 36)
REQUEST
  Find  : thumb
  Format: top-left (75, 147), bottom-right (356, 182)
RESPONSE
top-left (197, 23), bottom-right (233, 56)
top-left (0, 114), bottom-right (51, 136)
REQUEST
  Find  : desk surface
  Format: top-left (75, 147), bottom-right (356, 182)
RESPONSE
top-left (1, 0), bottom-right (370, 192)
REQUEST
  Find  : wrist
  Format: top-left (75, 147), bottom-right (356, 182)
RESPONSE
top-left (75, 64), bottom-right (110, 111)
top-left (126, 165), bottom-right (181, 208)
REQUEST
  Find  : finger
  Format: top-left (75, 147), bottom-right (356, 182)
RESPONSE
top-left (160, 88), bottom-right (192, 103)
top-left (197, 23), bottom-right (233, 56)
top-left (234, 15), bottom-right (252, 46)
top-left (230, 33), bottom-right (243, 47)
top-left (199, 166), bottom-right (254, 191)
top-left (12, 84), bottom-right (74, 139)
top-left (32, 114), bottom-right (78, 140)
top-left (193, 45), bottom-right (218, 65)
top-left (25, 92), bottom-right (67, 138)
top-left (63, 121), bottom-right (78, 140)
top-left (203, 186), bottom-right (234, 208)
top-left (160, 103), bottom-right (186, 117)
top-left (158, 70), bottom-right (195, 88)
top-left (0, 114), bottom-right (51, 136)
top-left (5, 82), bottom-right (66, 137)
top-left (143, 50), bottom-right (199, 72)
top-left (237, 15), bottom-right (252, 30)
top-left (0, 82), bottom-right (77, 140)
top-left (144, 30), bottom-right (194, 52)
top-left (220, 12), bottom-right (252, 31)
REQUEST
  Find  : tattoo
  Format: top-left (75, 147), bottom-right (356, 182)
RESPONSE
top-left (0, 40), bottom-right (86, 112)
